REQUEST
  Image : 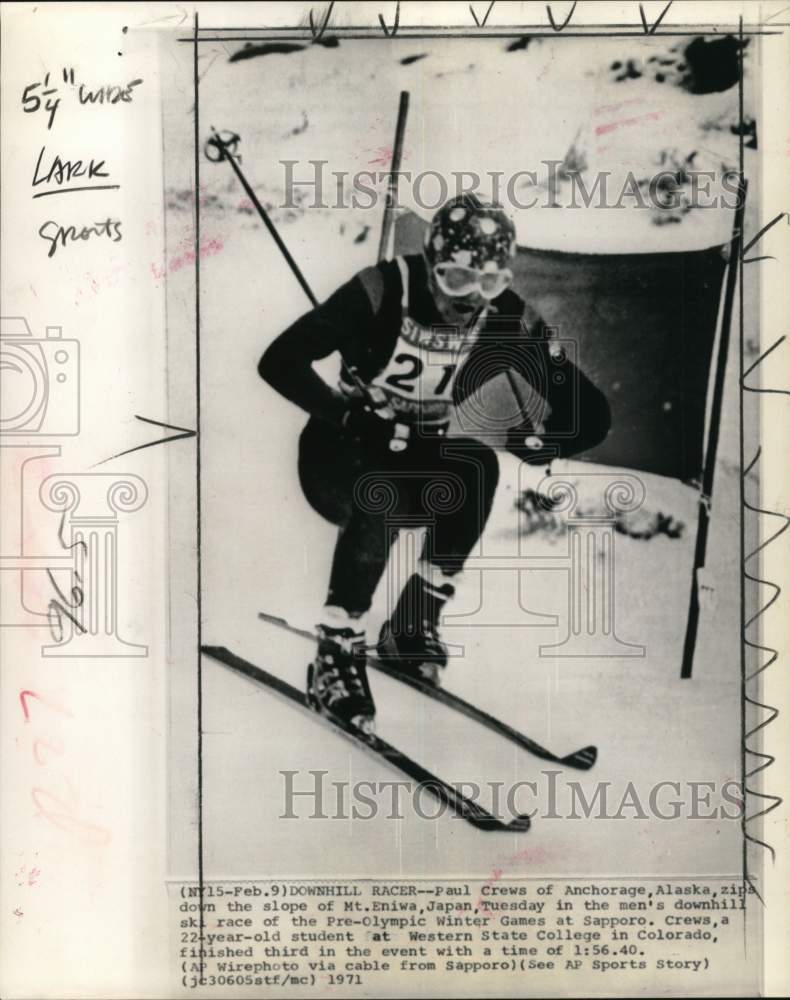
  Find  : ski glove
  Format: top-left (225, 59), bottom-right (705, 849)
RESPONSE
top-left (341, 386), bottom-right (411, 454)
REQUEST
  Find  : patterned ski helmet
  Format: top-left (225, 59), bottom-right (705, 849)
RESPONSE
top-left (425, 195), bottom-right (517, 270)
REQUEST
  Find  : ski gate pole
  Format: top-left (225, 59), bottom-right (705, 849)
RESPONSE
top-left (376, 90), bottom-right (410, 262)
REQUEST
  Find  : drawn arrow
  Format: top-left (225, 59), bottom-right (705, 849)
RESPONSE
top-left (639, 1), bottom-right (673, 34)
top-left (308, 1), bottom-right (335, 41)
top-left (378, 0), bottom-right (400, 37)
top-left (470, 1), bottom-right (496, 27)
top-left (95, 415), bottom-right (196, 465)
top-left (742, 211), bottom-right (787, 263)
top-left (546, 1), bottom-right (577, 31)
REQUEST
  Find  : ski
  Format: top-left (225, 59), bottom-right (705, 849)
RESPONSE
top-left (202, 645), bottom-right (530, 833)
top-left (258, 611), bottom-right (597, 770)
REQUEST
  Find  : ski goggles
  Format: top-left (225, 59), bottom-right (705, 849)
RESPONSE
top-left (433, 262), bottom-right (513, 300)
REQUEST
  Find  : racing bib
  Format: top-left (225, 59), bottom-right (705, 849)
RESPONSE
top-left (369, 257), bottom-right (485, 424)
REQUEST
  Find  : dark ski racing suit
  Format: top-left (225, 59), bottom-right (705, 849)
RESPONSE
top-left (259, 253), bottom-right (611, 616)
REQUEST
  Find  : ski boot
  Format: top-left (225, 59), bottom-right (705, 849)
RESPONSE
top-left (307, 624), bottom-right (376, 734)
top-left (377, 573), bottom-right (454, 686)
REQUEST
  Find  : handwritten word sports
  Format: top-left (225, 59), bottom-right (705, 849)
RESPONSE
top-left (38, 218), bottom-right (122, 258)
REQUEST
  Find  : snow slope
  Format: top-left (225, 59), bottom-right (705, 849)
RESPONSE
top-left (162, 31), bottom-right (757, 879)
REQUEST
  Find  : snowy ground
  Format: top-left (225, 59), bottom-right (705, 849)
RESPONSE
top-left (162, 32), bottom-right (757, 879)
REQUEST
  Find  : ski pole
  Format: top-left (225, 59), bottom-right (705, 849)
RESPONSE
top-left (206, 128), bottom-right (409, 452)
top-left (369, 91), bottom-right (411, 452)
top-left (205, 127), bottom-right (318, 308)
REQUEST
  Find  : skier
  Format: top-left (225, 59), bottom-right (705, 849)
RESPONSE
top-left (259, 195), bottom-right (610, 733)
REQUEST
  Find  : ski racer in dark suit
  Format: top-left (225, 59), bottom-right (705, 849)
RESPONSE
top-left (259, 195), bottom-right (610, 732)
